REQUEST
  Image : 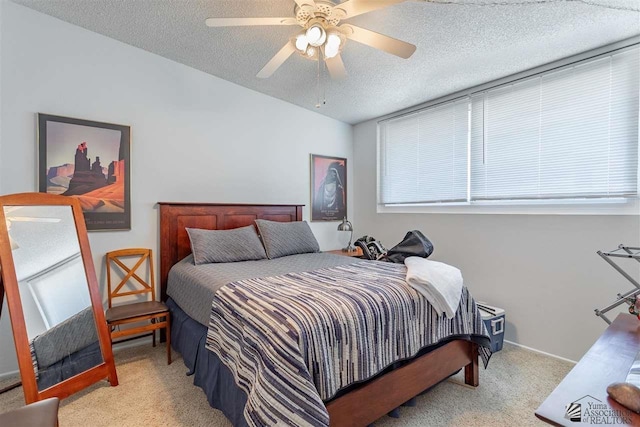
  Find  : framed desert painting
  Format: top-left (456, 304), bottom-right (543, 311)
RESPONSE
top-left (38, 114), bottom-right (131, 231)
top-left (310, 154), bottom-right (347, 222)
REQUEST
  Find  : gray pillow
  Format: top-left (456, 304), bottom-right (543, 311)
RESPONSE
top-left (186, 226), bottom-right (267, 264)
top-left (30, 307), bottom-right (98, 370)
top-left (254, 219), bottom-right (320, 259)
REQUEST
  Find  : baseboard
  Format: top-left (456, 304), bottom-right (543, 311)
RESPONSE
top-left (504, 339), bottom-right (577, 364)
top-left (0, 369), bottom-right (19, 381)
top-left (112, 335), bottom-right (153, 352)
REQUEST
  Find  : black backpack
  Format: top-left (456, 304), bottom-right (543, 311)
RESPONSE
top-left (382, 230), bottom-right (434, 264)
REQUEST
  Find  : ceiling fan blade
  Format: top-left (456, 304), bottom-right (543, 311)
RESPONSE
top-left (325, 54), bottom-right (347, 80)
top-left (9, 217), bottom-right (61, 223)
top-left (4, 219), bottom-right (19, 250)
top-left (205, 17), bottom-right (298, 27)
top-left (9, 236), bottom-right (19, 250)
top-left (294, 0), bottom-right (318, 12)
top-left (257, 42), bottom-right (297, 79)
top-left (333, 0), bottom-right (407, 19)
top-left (341, 24), bottom-right (416, 59)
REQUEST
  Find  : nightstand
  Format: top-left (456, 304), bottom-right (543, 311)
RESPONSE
top-left (326, 247), bottom-right (363, 258)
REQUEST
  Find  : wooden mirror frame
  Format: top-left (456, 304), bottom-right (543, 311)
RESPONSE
top-left (0, 193), bottom-right (118, 403)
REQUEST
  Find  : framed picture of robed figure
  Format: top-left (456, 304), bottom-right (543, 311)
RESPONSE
top-left (310, 154), bottom-right (347, 222)
top-left (38, 114), bottom-right (131, 231)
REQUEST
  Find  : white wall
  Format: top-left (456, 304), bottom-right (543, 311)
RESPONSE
top-left (4, 0), bottom-right (633, 377)
top-left (354, 119), bottom-right (640, 362)
top-left (0, 2), bottom-right (353, 376)
top-left (0, 0), bottom-right (11, 378)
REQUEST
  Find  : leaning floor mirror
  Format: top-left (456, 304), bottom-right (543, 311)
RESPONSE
top-left (0, 192), bottom-right (118, 403)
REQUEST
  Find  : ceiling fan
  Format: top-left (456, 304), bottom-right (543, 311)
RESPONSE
top-left (205, 0), bottom-right (416, 80)
top-left (4, 207), bottom-right (61, 250)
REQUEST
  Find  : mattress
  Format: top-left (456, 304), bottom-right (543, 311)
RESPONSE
top-left (167, 252), bottom-right (359, 326)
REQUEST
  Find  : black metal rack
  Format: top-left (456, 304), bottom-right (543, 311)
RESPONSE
top-left (595, 244), bottom-right (640, 324)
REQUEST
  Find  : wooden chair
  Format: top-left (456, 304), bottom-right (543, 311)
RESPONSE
top-left (105, 248), bottom-right (171, 364)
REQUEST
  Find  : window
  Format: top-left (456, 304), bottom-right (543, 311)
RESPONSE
top-left (379, 98), bottom-right (469, 204)
top-left (378, 45), bottom-right (640, 210)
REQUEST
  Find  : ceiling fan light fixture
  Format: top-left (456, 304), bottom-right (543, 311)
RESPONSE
top-left (295, 33), bottom-right (309, 52)
top-left (324, 44), bottom-right (339, 59)
top-left (306, 46), bottom-right (317, 58)
top-left (326, 33), bottom-right (341, 48)
top-left (306, 24), bottom-right (326, 47)
top-left (323, 31), bottom-right (343, 59)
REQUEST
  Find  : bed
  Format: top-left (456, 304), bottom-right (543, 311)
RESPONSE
top-left (158, 202), bottom-right (491, 426)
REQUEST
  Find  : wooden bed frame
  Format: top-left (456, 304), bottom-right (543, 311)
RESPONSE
top-left (158, 202), bottom-right (479, 427)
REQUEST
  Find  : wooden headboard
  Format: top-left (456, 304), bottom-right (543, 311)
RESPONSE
top-left (157, 203), bottom-right (303, 302)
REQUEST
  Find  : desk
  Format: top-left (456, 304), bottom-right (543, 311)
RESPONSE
top-left (536, 314), bottom-right (640, 426)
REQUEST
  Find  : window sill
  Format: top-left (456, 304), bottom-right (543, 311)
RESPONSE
top-left (377, 198), bottom-right (640, 215)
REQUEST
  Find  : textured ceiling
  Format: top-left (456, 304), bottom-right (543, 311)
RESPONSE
top-left (10, 0), bottom-right (640, 124)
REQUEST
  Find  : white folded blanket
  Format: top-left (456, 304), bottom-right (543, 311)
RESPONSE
top-left (404, 256), bottom-right (463, 319)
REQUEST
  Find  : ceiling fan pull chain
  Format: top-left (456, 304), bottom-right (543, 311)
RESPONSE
top-left (316, 55), bottom-right (321, 108)
top-left (322, 58), bottom-right (327, 106)
top-left (315, 54), bottom-right (327, 109)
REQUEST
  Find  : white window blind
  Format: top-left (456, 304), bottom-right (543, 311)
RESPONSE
top-left (378, 45), bottom-right (640, 207)
top-left (471, 48), bottom-right (639, 201)
top-left (379, 98), bottom-right (469, 204)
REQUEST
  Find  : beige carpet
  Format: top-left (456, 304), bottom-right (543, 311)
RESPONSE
top-left (0, 342), bottom-right (572, 426)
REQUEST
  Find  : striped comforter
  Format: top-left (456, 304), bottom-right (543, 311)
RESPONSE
top-left (206, 261), bottom-right (491, 427)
